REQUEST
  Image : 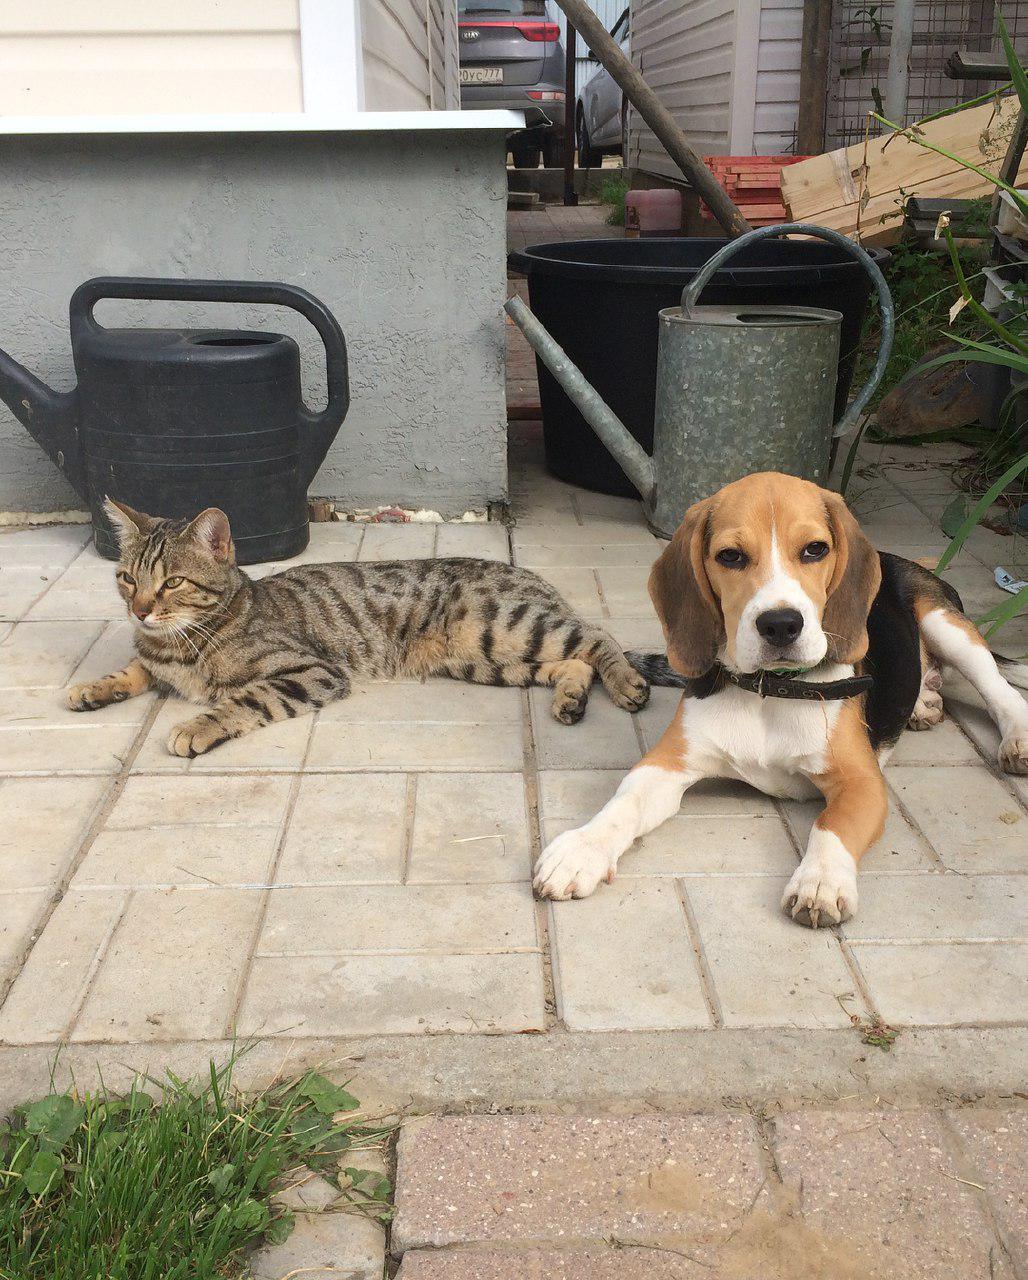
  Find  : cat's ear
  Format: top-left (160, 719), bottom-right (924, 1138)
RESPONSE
top-left (185, 508), bottom-right (234, 563)
top-left (103, 497), bottom-right (155, 547)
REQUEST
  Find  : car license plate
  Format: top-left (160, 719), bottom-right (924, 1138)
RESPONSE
top-left (461, 67), bottom-right (503, 85)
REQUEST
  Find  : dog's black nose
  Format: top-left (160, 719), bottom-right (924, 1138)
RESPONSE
top-left (756, 608), bottom-right (804, 648)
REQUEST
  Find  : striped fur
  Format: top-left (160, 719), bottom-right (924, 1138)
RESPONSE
top-left (67, 502), bottom-right (649, 757)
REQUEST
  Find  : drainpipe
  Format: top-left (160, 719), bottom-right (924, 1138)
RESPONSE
top-left (884, 0), bottom-right (916, 126)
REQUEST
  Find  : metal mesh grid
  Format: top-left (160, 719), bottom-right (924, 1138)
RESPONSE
top-left (826, 0), bottom-right (1028, 151)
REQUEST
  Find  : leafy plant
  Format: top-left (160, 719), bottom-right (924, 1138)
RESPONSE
top-left (599, 173), bottom-right (629, 226)
top-left (0, 1058), bottom-right (392, 1280)
top-left (866, 14), bottom-right (1028, 633)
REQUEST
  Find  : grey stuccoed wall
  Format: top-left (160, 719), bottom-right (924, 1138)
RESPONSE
top-left (0, 129), bottom-right (509, 514)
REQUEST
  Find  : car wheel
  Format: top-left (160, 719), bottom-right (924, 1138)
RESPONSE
top-left (511, 140), bottom-right (542, 169)
top-left (542, 132), bottom-right (565, 167)
top-left (577, 110), bottom-right (602, 167)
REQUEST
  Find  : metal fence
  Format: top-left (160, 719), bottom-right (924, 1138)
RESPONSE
top-left (826, 0), bottom-right (1028, 150)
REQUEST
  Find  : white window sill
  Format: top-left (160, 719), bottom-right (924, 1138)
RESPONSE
top-left (0, 110), bottom-right (525, 136)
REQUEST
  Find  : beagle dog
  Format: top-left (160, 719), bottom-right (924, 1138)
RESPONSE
top-left (534, 472), bottom-right (1028, 927)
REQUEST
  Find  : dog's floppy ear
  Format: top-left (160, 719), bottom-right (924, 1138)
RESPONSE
top-left (822, 491), bottom-right (882, 664)
top-left (648, 496), bottom-right (722, 677)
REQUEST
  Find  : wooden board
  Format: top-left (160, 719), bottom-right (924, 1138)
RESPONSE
top-left (781, 96), bottom-right (1028, 244)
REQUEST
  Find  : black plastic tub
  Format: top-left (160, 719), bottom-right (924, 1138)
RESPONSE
top-left (508, 237), bottom-right (888, 497)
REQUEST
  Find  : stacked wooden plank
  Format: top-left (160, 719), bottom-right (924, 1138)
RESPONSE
top-left (699, 156), bottom-right (811, 226)
top-left (781, 96), bottom-right (1028, 245)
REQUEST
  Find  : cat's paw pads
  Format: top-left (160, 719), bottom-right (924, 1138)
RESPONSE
top-left (168, 715), bottom-right (231, 758)
top-left (67, 679), bottom-right (123, 711)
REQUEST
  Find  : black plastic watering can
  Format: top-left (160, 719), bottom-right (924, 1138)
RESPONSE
top-left (0, 277), bottom-right (350, 563)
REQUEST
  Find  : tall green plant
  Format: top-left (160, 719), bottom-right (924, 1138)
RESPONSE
top-left (873, 14), bottom-right (1028, 634)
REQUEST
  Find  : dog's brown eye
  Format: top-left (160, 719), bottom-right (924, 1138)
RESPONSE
top-left (715, 548), bottom-right (747, 568)
top-left (801, 541), bottom-right (830, 562)
top-left (164, 576), bottom-right (184, 590)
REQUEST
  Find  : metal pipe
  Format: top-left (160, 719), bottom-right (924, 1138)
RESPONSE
top-left (563, 22), bottom-right (578, 207)
top-left (504, 295), bottom-right (656, 502)
top-left (549, 0), bottom-right (751, 238)
top-left (884, 0), bottom-right (916, 125)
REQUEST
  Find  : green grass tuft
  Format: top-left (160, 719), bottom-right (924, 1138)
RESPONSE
top-left (599, 174), bottom-right (630, 227)
top-left (0, 1057), bottom-right (392, 1280)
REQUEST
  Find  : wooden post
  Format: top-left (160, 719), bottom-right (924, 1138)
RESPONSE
top-left (796, 0), bottom-right (832, 154)
top-left (564, 22), bottom-right (578, 206)
top-left (550, 0), bottom-right (751, 236)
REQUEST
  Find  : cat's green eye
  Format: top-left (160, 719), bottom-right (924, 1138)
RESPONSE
top-left (164, 576), bottom-right (185, 590)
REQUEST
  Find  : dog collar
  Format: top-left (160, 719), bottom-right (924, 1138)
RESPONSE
top-left (716, 664), bottom-right (873, 701)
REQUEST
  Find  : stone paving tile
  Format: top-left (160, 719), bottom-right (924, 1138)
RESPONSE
top-left (0, 567), bottom-right (64, 621)
top-left (132, 696), bottom-right (313, 772)
top-left (358, 524), bottom-right (437, 561)
top-left (0, 619), bottom-right (103, 688)
top-left (71, 824), bottom-right (281, 889)
top-left (524, 565), bottom-right (603, 615)
top-left (0, 526), bottom-right (90, 566)
top-left (250, 1210), bottom-right (385, 1280)
top-left (514, 540), bottom-right (659, 569)
top-left (435, 522), bottom-right (511, 561)
top-left (0, 775), bottom-right (109, 889)
top-left (391, 1114), bottom-right (765, 1253)
top-left (276, 772), bottom-right (408, 884)
top-left (539, 769), bottom-right (779, 821)
top-left (320, 680), bottom-right (522, 724)
top-left (397, 1246), bottom-right (705, 1280)
top-left (106, 773), bottom-right (294, 829)
top-left (261, 520), bottom-right (364, 567)
top-left (0, 891), bottom-right (49, 987)
top-left (888, 767), bottom-right (1027, 872)
top-left (781, 794), bottom-right (939, 872)
top-left (686, 877), bottom-right (857, 1028)
top-left (886, 719), bottom-right (981, 765)
top-left (844, 874), bottom-right (1025, 942)
top-left (529, 688), bottom-right (640, 770)
top-left (257, 883), bottom-right (539, 955)
top-left (308, 719), bottom-right (525, 772)
top-left (511, 523), bottom-right (659, 549)
top-left (947, 1107), bottom-right (1028, 1265)
top-left (409, 772), bottom-right (531, 882)
top-left (72, 886), bottom-right (264, 1042)
top-left (239, 952), bottom-right (547, 1037)
top-left (0, 890), bottom-right (127, 1043)
top-left (943, 680), bottom-right (1028, 806)
top-left (635, 686), bottom-right (686, 752)
top-left (0, 713), bottom-right (141, 775)
top-left (774, 1110), bottom-right (1005, 1279)
top-left (24, 549), bottom-right (123, 621)
top-left (850, 942), bottom-right (1027, 1025)
top-left (594, 567), bottom-right (657, 616)
top-left (590, 614), bottom-right (666, 652)
top-left (550, 880), bottom-right (711, 1031)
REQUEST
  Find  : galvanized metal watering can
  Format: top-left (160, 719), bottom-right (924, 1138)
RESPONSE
top-left (506, 224), bottom-right (894, 537)
top-left (0, 278), bottom-right (349, 563)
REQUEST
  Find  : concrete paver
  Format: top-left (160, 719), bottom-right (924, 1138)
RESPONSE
top-left (947, 1107), bottom-right (1028, 1264)
top-left (850, 941), bottom-right (1027, 1025)
top-left (249, 1209), bottom-right (385, 1280)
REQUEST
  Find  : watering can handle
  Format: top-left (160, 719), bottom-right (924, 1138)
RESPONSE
top-left (69, 277), bottom-right (350, 440)
top-left (679, 224), bottom-right (894, 439)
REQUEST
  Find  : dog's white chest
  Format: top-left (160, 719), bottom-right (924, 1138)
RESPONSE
top-left (681, 683), bottom-right (844, 798)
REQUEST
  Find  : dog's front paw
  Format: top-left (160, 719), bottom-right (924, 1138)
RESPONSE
top-left (533, 828), bottom-right (616, 901)
top-left (67, 678), bottom-right (125, 712)
top-left (782, 842), bottom-right (858, 929)
top-left (167, 715), bottom-right (231, 758)
top-left (999, 732), bottom-right (1028, 775)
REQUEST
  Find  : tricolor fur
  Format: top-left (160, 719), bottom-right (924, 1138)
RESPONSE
top-left (67, 500), bottom-right (649, 757)
top-left (535, 472), bottom-right (1028, 927)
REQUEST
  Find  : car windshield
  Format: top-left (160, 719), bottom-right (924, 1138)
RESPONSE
top-left (458, 0), bottom-right (547, 14)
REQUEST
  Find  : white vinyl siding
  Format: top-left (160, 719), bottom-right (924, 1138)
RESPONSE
top-left (0, 1), bottom-right (304, 115)
top-left (629, 0), bottom-right (737, 174)
top-left (753, 0), bottom-right (802, 153)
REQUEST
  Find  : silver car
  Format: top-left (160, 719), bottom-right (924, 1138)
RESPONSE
top-left (576, 7), bottom-right (628, 165)
top-left (459, 0), bottom-right (567, 168)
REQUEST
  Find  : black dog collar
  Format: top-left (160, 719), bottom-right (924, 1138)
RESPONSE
top-left (717, 664), bottom-right (872, 701)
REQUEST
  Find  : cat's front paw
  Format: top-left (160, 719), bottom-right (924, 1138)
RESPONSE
top-left (67, 678), bottom-right (125, 712)
top-left (167, 714), bottom-right (231, 758)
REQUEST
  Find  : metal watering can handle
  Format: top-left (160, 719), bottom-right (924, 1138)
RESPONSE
top-left (679, 223), bottom-right (894, 438)
top-left (69, 277), bottom-right (350, 438)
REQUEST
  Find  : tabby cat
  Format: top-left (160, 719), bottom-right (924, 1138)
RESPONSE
top-left (67, 500), bottom-right (650, 757)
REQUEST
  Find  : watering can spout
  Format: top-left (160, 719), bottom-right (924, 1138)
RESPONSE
top-left (504, 296), bottom-right (657, 506)
top-left (0, 348), bottom-right (83, 497)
